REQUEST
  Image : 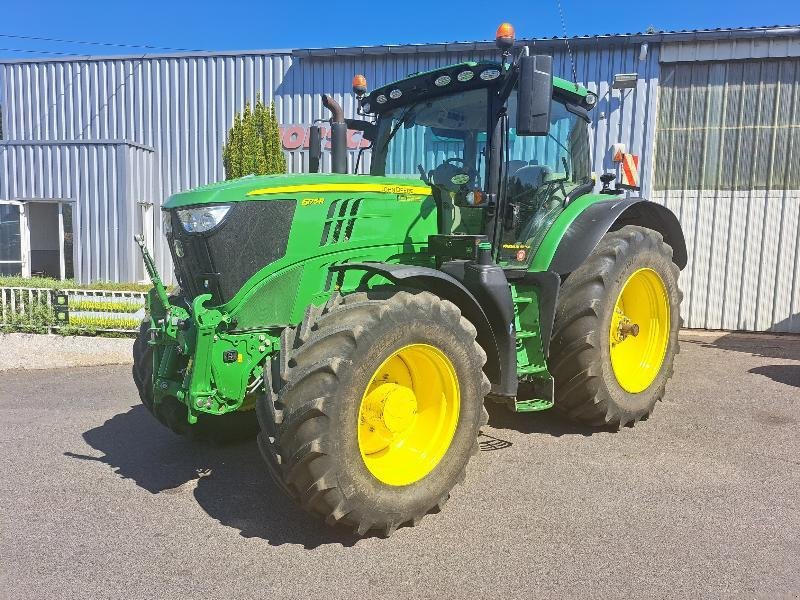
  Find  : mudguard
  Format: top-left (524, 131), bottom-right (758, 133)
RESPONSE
top-left (549, 198), bottom-right (687, 274)
top-left (328, 262), bottom-right (513, 394)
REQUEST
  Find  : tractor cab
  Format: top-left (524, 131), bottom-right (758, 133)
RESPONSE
top-left (335, 26), bottom-right (598, 271)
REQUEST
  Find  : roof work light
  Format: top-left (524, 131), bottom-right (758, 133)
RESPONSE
top-left (495, 22), bottom-right (515, 50)
top-left (352, 74), bottom-right (368, 96)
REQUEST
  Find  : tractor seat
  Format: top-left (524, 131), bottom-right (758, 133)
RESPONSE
top-left (510, 165), bottom-right (551, 190)
top-left (505, 160), bottom-right (529, 178)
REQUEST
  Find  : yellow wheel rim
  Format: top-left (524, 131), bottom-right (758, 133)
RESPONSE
top-left (609, 268), bottom-right (670, 393)
top-left (357, 344), bottom-right (460, 486)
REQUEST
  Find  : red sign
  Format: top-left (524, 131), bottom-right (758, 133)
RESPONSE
top-left (279, 125), bottom-right (370, 151)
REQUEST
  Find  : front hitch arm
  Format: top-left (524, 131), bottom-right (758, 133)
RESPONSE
top-left (134, 234), bottom-right (171, 311)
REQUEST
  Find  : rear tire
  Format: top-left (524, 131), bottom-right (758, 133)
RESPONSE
top-left (550, 226), bottom-right (681, 427)
top-left (256, 289), bottom-right (490, 536)
top-left (132, 321), bottom-right (259, 443)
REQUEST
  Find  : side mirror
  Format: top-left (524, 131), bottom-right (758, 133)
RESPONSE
top-left (309, 124), bottom-right (321, 173)
top-left (517, 55), bottom-right (553, 136)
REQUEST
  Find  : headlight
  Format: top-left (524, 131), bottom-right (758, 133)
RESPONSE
top-left (161, 210), bottom-right (172, 235)
top-left (177, 205), bottom-right (231, 233)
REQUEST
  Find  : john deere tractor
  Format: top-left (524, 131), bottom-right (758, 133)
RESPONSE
top-left (133, 24), bottom-right (685, 536)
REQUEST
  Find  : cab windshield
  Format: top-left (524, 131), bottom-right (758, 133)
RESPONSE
top-left (368, 84), bottom-right (592, 257)
top-left (370, 88), bottom-right (488, 191)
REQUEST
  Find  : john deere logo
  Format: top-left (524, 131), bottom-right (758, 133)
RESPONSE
top-left (383, 185), bottom-right (427, 195)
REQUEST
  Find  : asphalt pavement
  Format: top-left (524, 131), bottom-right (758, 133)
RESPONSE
top-left (1, 332), bottom-right (798, 599)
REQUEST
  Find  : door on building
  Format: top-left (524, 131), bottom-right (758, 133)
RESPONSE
top-left (0, 199), bottom-right (75, 279)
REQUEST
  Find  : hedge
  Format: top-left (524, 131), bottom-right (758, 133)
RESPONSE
top-left (0, 275), bottom-right (151, 292)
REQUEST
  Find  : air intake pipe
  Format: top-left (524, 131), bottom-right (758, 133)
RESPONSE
top-left (322, 94), bottom-right (347, 174)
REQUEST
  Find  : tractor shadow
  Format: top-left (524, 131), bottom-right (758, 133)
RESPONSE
top-left (484, 402), bottom-right (616, 437)
top-left (64, 404), bottom-right (359, 549)
top-left (685, 321), bottom-right (800, 362)
top-left (749, 364), bottom-right (800, 389)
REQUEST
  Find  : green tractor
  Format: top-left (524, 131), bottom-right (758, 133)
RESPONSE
top-left (133, 24), bottom-right (685, 536)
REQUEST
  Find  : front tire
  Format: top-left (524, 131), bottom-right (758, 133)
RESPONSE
top-left (550, 226), bottom-right (682, 427)
top-left (257, 289), bottom-right (490, 536)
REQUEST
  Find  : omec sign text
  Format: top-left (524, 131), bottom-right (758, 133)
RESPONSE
top-left (280, 125), bottom-right (370, 151)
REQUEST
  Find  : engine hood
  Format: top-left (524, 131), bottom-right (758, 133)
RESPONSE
top-left (163, 173), bottom-right (432, 209)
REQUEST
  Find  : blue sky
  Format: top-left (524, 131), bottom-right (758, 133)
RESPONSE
top-left (0, 0), bottom-right (797, 59)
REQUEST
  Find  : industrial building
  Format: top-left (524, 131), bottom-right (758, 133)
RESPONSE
top-left (0, 25), bottom-right (798, 331)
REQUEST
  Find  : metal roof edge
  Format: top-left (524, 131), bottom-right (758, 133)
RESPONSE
top-left (0, 25), bottom-right (797, 64)
top-left (0, 139), bottom-right (156, 152)
top-left (0, 48), bottom-right (295, 65)
top-left (291, 25), bottom-right (800, 57)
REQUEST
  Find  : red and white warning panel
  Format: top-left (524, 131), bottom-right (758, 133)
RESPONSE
top-left (618, 152), bottom-right (640, 190)
top-left (611, 143), bottom-right (626, 162)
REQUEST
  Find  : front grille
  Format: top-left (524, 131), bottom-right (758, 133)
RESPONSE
top-left (167, 200), bottom-right (296, 305)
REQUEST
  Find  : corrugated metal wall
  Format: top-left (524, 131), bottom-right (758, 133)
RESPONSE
top-left (0, 43), bottom-right (658, 177)
top-left (652, 56), bottom-right (800, 332)
top-left (0, 42), bottom-right (657, 280)
top-left (0, 141), bottom-right (155, 282)
top-left (6, 39), bottom-right (796, 332)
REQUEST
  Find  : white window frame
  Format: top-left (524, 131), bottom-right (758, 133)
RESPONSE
top-left (0, 199), bottom-right (28, 277)
top-left (1, 198), bottom-right (77, 280)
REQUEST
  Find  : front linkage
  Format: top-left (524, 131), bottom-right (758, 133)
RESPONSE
top-left (135, 236), bottom-right (278, 425)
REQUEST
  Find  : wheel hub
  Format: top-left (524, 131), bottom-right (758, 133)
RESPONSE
top-left (361, 383), bottom-right (418, 435)
top-left (357, 344), bottom-right (460, 486)
top-left (608, 268), bottom-right (671, 393)
top-left (611, 307), bottom-right (641, 345)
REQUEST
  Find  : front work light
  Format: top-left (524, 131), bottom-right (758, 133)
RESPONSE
top-left (177, 205), bottom-right (231, 233)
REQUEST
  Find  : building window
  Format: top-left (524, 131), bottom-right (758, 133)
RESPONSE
top-left (0, 200), bottom-right (75, 279)
top-left (654, 58), bottom-right (800, 191)
top-left (0, 203), bottom-right (22, 275)
top-left (62, 203), bottom-right (74, 280)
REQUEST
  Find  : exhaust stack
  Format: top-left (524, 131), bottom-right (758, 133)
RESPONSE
top-left (322, 94), bottom-right (347, 174)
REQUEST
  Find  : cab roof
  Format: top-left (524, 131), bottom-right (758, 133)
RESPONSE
top-left (364, 60), bottom-right (589, 114)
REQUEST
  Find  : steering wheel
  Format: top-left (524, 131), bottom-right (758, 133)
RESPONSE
top-left (430, 157), bottom-right (477, 194)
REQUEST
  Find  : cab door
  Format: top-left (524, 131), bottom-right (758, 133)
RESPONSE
top-left (498, 93), bottom-right (593, 268)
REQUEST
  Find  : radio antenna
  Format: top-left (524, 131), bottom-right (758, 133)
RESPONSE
top-left (556, 0), bottom-right (578, 87)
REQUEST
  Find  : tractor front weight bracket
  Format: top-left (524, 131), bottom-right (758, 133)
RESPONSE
top-left (136, 238), bottom-right (280, 425)
top-left (184, 293), bottom-right (225, 422)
